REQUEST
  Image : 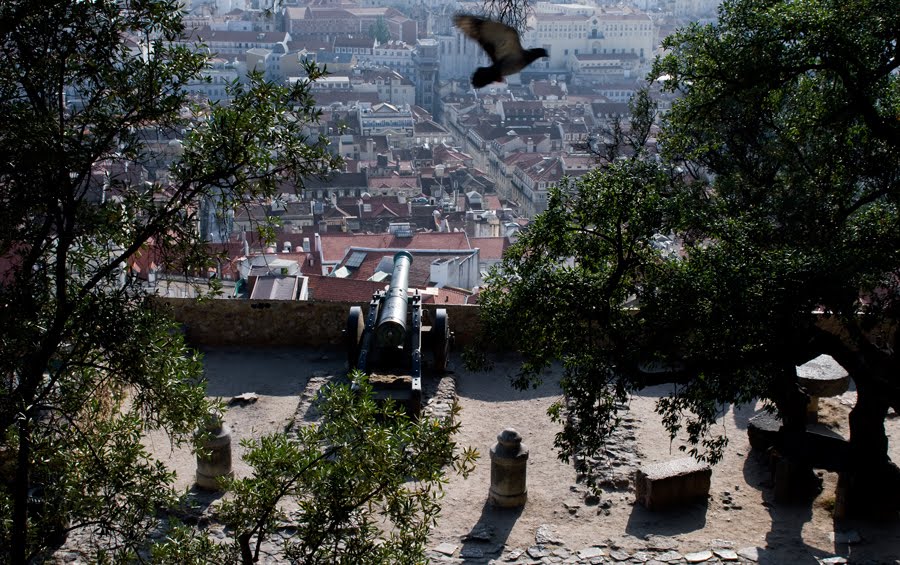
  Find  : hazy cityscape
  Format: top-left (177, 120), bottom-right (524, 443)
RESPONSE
top-left (111, 0), bottom-right (721, 302)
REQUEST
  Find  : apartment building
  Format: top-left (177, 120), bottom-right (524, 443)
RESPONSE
top-left (358, 102), bottom-right (415, 137)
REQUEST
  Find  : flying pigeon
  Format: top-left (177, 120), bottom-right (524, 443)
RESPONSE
top-left (454, 14), bottom-right (548, 89)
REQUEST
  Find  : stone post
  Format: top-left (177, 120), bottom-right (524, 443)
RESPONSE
top-left (489, 428), bottom-right (528, 507)
top-left (196, 414), bottom-right (233, 490)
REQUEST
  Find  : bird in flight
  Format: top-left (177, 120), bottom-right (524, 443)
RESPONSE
top-left (453, 14), bottom-right (548, 89)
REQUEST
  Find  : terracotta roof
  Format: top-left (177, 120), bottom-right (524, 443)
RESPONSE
top-left (318, 231), bottom-right (471, 263)
top-left (421, 287), bottom-right (474, 305)
top-left (483, 195), bottom-right (502, 211)
top-left (367, 175), bottom-right (420, 191)
top-left (305, 273), bottom-right (386, 302)
top-left (414, 120), bottom-right (449, 134)
top-left (503, 152), bottom-right (544, 167)
top-left (470, 237), bottom-right (509, 262)
top-left (531, 81), bottom-right (565, 98)
top-left (333, 196), bottom-right (407, 219)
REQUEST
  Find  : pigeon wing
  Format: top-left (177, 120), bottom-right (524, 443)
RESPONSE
top-left (453, 14), bottom-right (523, 65)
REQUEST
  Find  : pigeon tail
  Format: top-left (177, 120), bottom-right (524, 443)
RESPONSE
top-left (472, 66), bottom-right (501, 88)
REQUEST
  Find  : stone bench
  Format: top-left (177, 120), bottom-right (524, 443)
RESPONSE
top-left (634, 457), bottom-right (711, 510)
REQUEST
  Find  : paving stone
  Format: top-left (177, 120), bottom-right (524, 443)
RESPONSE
top-left (434, 542), bottom-right (458, 556)
top-left (645, 536), bottom-right (678, 551)
top-left (685, 550), bottom-right (713, 562)
top-left (712, 548), bottom-right (739, 561)
top-left (736, 547), bottom-right (759, 562)
top-left (656, 550), bottom-right (683, 562)
top-left (577, 547), bottom-right (606, 559)
top-left (819, 558), bottom-right (848, 565)
top-left (609, 549), bottom-right (631, 561)
top-left (465, 524), bottom-right (495, 541)
top-left (709, 539), bottom-right (735, 549)
top-left (528, 545), bottom-right (550, 559)
top-left (552, 547), bottom-right (571, 558)
top-left (460, 546), bottom-right (484, 558)
top-left (503, 549), bottom-right (523, 561)
top-left (536, 525), bottom-right (564, 545)
top-left (632, 551), bottom-right (652, 562)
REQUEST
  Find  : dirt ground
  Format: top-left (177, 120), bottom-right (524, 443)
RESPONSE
top-left (145, 346), bottom-right (900, 563)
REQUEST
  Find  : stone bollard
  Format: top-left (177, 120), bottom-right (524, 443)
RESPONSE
top-left (489, 428), bottom-right (528, 507)
top-left (196, 414), bottom-right (233, 490)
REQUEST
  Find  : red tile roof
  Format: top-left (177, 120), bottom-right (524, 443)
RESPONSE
top-left (318, 231), bottom-right (472, 263)
top-left (470, 237), bottom-right (509, 262)
top-left (421, 287), bottom-right (474, 305)
top-left (305, 273), bottom-right (385, 302)
top-left (483, 195), bottom-right (502, 211)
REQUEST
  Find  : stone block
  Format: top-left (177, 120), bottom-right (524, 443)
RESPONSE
top-left (635, 458), bottom-right (711, 510)
top-left (747, 412), bottom-right (782, 452)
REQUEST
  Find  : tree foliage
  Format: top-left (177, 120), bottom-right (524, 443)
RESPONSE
top-left (480, 155), bottom-right (681, 482)
top-left (480, 0), bottom-right (900, 490)
top-left (368, 17), bottom-right (392, 44)
top-left (153, 374), bottom-right (477, 565)
top-left (0, 0), bottom-right (339, 561)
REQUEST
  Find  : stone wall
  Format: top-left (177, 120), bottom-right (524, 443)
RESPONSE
top-left (156, 298), bottom-right (484, 348)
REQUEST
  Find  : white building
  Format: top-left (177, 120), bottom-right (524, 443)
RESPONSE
top-left (358, 102), bottom-right (415, 137)
top-left (518, 4), bottom-right (656, 73)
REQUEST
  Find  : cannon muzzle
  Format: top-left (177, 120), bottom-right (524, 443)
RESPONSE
top-left (376, 251), bottom-right (413, 348)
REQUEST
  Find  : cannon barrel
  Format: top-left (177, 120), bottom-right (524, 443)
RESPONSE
top-left (376, 251), bottom-right (413, 348)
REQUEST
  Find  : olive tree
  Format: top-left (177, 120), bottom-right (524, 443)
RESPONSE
top-left (481, 0), bottom-right (900, 512)
top-left (154, 375), bottom-right (477, 565)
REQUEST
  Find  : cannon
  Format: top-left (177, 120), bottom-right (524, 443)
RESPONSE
top-left (346, 251), bottom-right (451, 414)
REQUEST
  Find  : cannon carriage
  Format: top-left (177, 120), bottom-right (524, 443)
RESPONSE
top-left (346, 251), bottom-right (451, 414)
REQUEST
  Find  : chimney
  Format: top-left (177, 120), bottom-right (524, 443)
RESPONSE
top-left (302, 237), bottom-right (311, 252)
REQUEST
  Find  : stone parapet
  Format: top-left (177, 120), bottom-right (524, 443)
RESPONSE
top-left (155, 298), bottom-right (483, 348)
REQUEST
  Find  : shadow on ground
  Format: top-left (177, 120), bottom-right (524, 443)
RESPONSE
top-left (199, 346), bottom-right (345, 397)
top-left (624, 498), bottom-right (708, 537)
top-left (740, 449), bottom-right (827, 564)
top-left (457, 501), bottom-right (523, 559)
top-left (452, 355), bottom-right (564, 403)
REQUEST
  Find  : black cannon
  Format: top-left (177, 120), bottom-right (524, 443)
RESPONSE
top-left (346, 251), bottom-right (451, 414)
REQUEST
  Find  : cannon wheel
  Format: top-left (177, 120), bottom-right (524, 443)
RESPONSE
top-left (346, 306), bottom-right (364, 370)
top-left (432, 308), bottom-right (450, 373)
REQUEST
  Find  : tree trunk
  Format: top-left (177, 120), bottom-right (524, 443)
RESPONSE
top-left (12, 416), bottom-right (30, 565)
top-left (837, 376), bottom-right (900, 517)
top-left (848, 386), bottom-right (889, 466)
top-left (773, 365), bottom-right (807, 433)
top-left (238, 532), bottom-right (255, 564)
top-left (771, 364), bottom-right (821, 502)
